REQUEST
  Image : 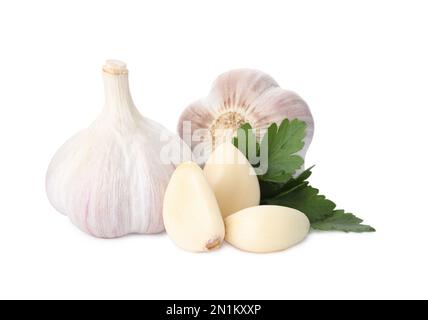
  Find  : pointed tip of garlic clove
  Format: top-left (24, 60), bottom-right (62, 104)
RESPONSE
top-left (205, 142), bottom-right (242, 165)
top-left (103, 59), bottom-right (128, 75)
top-left (203, 142), bottom-right (260, 218)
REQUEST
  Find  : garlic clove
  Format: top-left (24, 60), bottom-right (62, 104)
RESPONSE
top-left (46, 60), bottom-right (191, 238)
top-left (203, 142), bottom-right (260, 218)
top-left (177, 69), bottom-right (314, 165)
top-left (225, 205), bottom-right (310, 253)
top-left (163, 162), bottom-right (225, 252)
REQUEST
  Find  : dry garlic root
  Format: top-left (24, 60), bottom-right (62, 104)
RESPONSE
top-left (225, 206), bottom-right (310, 253)
top-left (46, 60), bottom-right (190, 238)
top-left (178, 69), bottom-right (314, 162)
top-left (163, 162), bottom-right (225, 252)
top-left (203, 142), bottom-right (260, 218)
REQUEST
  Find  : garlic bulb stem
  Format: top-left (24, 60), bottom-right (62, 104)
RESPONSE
top-left (101, 61), bottom-right (140, 125)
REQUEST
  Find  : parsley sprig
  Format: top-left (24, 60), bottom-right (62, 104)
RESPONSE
top-left (233, 119), bottom-right (375, 233)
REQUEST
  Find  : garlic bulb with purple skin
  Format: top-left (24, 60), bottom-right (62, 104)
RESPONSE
top-left (177, 69), bottom-right (314, 165)
top-left (46, 60), bottom-right (191, 238)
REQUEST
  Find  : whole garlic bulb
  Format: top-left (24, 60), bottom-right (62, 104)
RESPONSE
top-left (46, 60), bottom-right (190, 238)
top-left (178, 69), bottom-right (314, 163)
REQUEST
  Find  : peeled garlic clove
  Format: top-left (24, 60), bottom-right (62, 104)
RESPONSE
top-left (163, 162), bottom-right (225, 252)
top-left (225, 205), bottom-right (310, 253)
top-left (178, 69), bottom-right (314, 164)
top-left (203, 142), bottom-right (260, 218)
top-left (46, 60), bottom-right (191, 238)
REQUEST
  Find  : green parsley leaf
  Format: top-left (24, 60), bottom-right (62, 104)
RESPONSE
top-left (264, 184), bottom-right (336, 223)
top-left (262, 179), bottom-right (376, 232)
top-left (264, 185), bottom-right (375, 232)
top-left (260, 165), bottom-right (315, 199)
top-left (311, 210), bottom-right (376, 233)
top-left (233, 119), bottom-right (306, 181)
top-left (259, 119), bottom-right (306, 183)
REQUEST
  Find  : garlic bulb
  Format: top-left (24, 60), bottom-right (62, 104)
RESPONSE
top-left (225, 205), bottom-right (310, 253)
top-left (163, 162), bottom-right (225, 252)
top-left (178, 69), bottom-right (314, 163)
top-left (46, 60), bottom-right (190, 238)
top-left (203, 142), bottom-right (260, 218)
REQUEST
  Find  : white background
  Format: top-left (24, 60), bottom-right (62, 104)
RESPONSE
top-left (0, 0), bottom-right (427, 300)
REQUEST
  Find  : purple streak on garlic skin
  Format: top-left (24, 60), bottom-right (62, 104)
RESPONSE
top-left (46, 60), bottom-right (187, 238)
top-left (178, 69), bottom-right (314, 164)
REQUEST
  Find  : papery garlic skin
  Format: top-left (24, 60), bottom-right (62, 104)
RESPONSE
top-left (46, 60), bottom-right (190, 238)
top-left (178, 69), bottom-right (314, 164)
top-left (163, 162), bottom-right (225, 252)
top-left (203, 142), bottom-right (260, 218)
top-left (225, 205), bottom-right (310, 253)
